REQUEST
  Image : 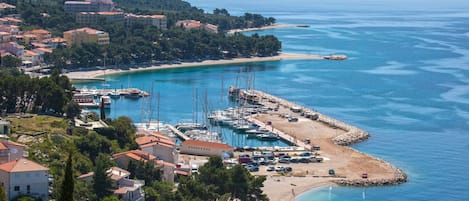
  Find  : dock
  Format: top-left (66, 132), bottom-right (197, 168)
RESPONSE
top-left (166, 124), bottom-right (190, 141)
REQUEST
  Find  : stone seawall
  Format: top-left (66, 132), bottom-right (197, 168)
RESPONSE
top-left (252, 90), bottom-right (407, 187)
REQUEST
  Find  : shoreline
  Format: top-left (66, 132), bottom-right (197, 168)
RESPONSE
top-left (227, 24), bottom-right (303, 34)
top-left (64, 52), bottom-right (325, 81)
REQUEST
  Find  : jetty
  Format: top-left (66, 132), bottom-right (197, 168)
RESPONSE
top-left (229, 88), bottom-right (407, 191)
top-left (166, 124), bottom-right (190, 141)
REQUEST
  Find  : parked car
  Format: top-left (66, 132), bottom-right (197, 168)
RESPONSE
top-left (290, 158), bottom-right (300, 163)
top-left (248, 166), bottom-right (259, 172)
top-left (279, 158), bottom-right (290, 164)
top-left (299, 152), bottom-right (311, 157)
top-left (299, 158), bottom-right (310, 163)
top-left (329, 169), bottom-right (335, 175)
top-left (275, 166), bottom-right (285, 172)
top-left (284, 167), bottom-right (293, 172)
top-left (267, 166), bottom-right (275, 171)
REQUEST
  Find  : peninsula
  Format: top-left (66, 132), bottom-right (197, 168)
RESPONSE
top-left (239, 90), bottom-right (407, 201)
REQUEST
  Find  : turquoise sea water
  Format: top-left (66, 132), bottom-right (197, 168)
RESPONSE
top-left (76, 1), bottom-right (469, 200)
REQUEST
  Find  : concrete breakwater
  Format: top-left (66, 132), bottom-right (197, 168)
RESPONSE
top-left (252, 90), bottom-right (370, 145)
top-left (250, 90), bottom-right (407, 187)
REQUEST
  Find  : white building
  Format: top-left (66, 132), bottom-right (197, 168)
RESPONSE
top-left (0, 158), bottom-right (49, 201)
top-left (179, 140), bottom-right (234, 157)
top-left (78, 166), bottom-right (144, 201)
top-left (0, 138), bottom-right (25, 164)
top-left (135, 131), bottom-right (177, 163)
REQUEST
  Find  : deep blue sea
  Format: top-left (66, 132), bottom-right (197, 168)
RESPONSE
top-left (76, 0), bottom-right (469, 200)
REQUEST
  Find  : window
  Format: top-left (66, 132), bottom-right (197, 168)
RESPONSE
top-left (27, 185), bottom-right (30, 194)
top-left (14, 186), bottom-right (19, 191)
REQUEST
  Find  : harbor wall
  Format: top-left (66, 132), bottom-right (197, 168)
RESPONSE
top-left (251, 90), bottom-right (407, 186)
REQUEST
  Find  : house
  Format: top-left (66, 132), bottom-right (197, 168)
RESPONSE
top-left (0, 3), bottom-right (15, 12)
top-left (0, 120), bottom-right (9, 134)
top-left (0, 17), bottom-right (22, 26)
top-left (179, 140), bottom-right (234, 157)
top-left (0, 137), bottom-right (25, 164)
top-left (24, 29), bottom-right (52, 41)
top-left (112, 149), bottom-right (175, 182)
top-left (175, 20), bottom-right (218, 33)
top-left (64, 0), bottom-right (114, 13)
top-left (135, 131), bottom-right (177, 163)
top-left (76, 11), bottom-right (125, 24)
top-left (78, 166), bottom-right (144, 201)
top-left (0, 25), bottom-right (19, 35)
top-left (63, 27), bottom-right (110, 46)
top-left (22, 50), bottom-right (41, 66)
top-left (0, 158), bottom-right (49, 201)
top-left (0, 42), bottom-right (24, 57)
top-left (41, 37), bottom-right (67, 49)
top-left (112, 149), bottom-right (156, 169)
top-left (126, 14), bottom-right (167, 30)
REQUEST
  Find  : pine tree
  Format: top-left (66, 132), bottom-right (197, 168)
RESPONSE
top-left (59, 151), bottom-right (74, 201)
top-left (93, 154), bottom-right (113, 200)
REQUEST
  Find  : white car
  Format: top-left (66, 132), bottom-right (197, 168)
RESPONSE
top-left (275, 166), bottom-right (285, 172)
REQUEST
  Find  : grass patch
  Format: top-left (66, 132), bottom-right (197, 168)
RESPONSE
top-left (8, 115), bottom-right (68, 135)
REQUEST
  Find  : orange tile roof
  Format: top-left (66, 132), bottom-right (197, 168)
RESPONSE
top-left (24, 50), bottom-right (39, 56)
top-left (175, 169), bottom-right (190, 176)
top-left (0, 143), bottom-right (8, 150)
top-left (155, 160), bottom-right (175, 167)
top-left (30, 29), bottom-right (50, 35)
top-left (182, 140), bottom-right (233, 150)
top-left (2, 140), bottom-right (26, 147)
top-left (98, 11), bottom-right (124, 15)
top-left (136, 135), bottom-right (175, 147)
top-left (114, 187), bottom-right (128, 194)
top-left (112, 150), bottom-right (156, 162)
top-left (64, 27), bottom-right (101, 34)
top-left (36, 47), bottom-right (53, 53)
top-left (0, 158), bottom-right (48, 173)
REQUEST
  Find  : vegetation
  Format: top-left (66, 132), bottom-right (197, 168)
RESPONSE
top-left (0, 69), bottom-right (72, 115)
top-left (58, 150), bottom-right (74, 201)
top-left (0, 186), bottom-right (6, 201)
top-left (93, 154), bottom-right (114, 200)
top-left (6, 0), bottom-right (280, 70)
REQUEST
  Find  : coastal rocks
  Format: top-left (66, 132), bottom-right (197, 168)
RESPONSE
top-left (333, 130), bottom-right (370, 146)
top-left (333, 168), bottom-right (408, 187)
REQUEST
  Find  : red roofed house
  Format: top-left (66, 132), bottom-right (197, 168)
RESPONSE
top-left (0, 137), bottom-right (25, 164)
top-left (22, 50), bottom-right (41, 66)
top-left (113, 149), bottom-right (176, 182)
top-left (180, 140), bottom-right (234, 157)
top-left (112, 149), bottom-right (156, 169)
top-left (63, 27), bottom-right (110, 46)
top-left (0, 158), bottom-right (49, 201)
top-left (24, 29), bottom-right (52, 41)
top-left (175, 20), bottom-right (218, 33)
top-left (78, 166), bottom-right (144, 201)
top-left (135, 131), bottom-right (177, 163)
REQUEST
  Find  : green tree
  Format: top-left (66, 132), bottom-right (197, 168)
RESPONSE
top-left (0, 186), bottom-right (7, 201)
top-left (92, 154), bottom-right (113, 200)
top-left (0, 55), bottom-right (21, 68)
top-left (101, 196), bottom-right (123, 201)
top-left (65, 101), bottom-right (81, 119)
top-left (58, 151), bottom-right (74, 201)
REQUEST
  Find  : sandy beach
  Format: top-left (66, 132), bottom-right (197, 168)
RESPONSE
top-left (64, 53), bottom-right (324, 80)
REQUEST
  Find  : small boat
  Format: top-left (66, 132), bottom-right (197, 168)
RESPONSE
top-left (100, 95), bottom-right (111, 109)
top-left (109, 90), bottom-right (120, 99)
top-left (245, 129), bottom-right (265, 135)
top-left (125, 88), bottom-right (140, 98)
top-left (256, 133), bottom-right (280, 141)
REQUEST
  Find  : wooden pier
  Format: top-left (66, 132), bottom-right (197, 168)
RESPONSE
top-left (166, 124), bottom-right (190, 141)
